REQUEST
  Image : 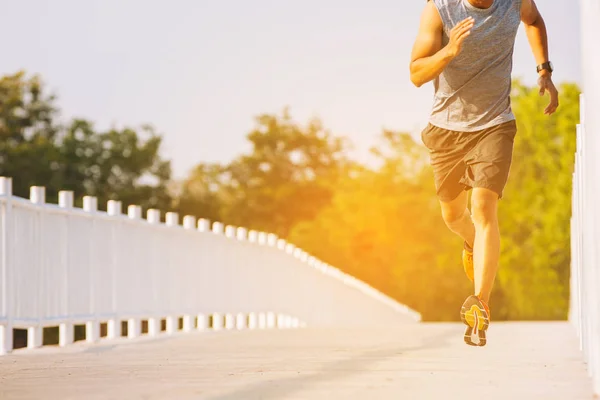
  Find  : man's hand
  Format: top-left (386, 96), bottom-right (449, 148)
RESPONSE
top-left (521, 0), bottom-right (557, 115)
top-left (445, 17), bottom-right (474, 58)
top-left (538, 73), bottom-right (559, 115)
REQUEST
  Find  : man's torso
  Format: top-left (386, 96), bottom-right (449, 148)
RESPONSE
top-left (429, 0), bottom-right (522, 132)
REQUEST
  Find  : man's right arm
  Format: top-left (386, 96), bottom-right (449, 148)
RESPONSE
top-left (409, 1), bottom-right (474, 88)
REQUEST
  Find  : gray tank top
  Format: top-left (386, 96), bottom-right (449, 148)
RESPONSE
top-left (429, 0), bottom-right (521, 132)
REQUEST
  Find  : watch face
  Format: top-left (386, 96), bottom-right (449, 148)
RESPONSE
top-left (549, 62), bottom-right (554, 71)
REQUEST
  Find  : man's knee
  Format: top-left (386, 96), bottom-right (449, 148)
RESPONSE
top-left (441, 206), bottom-right (467, 227)
top-left (471, 188), bottom-right (499, 225)
top-left (440, 191), bottom-right (469, 227)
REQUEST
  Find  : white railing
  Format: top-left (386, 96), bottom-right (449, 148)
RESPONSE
top-left (570, 93), bottom-right (600, 396)
top-left (0, 178), bottom-right (420, 355)
top-left (570, 0), bottom-right (600, 395)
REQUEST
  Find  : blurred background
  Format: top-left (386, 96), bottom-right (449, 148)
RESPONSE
top-left (0, 0), bottom-right (580, 321)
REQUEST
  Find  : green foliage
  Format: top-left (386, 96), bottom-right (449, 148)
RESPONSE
top-left (0, 71), bottom-right (62, 198)
top-left (178, 109), bottom-right (352, 237)
top-left (59, 119), bottom-right (172, 210)
top-left (0, 71), bottom-right (172, 211)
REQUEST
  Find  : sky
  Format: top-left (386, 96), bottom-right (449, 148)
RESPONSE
top-left (1, 0), bottom-right (581, 179)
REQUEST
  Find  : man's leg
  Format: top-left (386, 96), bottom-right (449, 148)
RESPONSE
top-left (457, 121), bottom-right (515, 346)
top-left (470, 187), bottom-right (500, 304)
top-left (439, 190), bottom-right (475, 248)
top-left (460, 186), bottom-right (498, 346)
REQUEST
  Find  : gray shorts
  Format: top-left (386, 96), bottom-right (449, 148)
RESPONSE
top-left (421, 120), bottom-right (517, 202)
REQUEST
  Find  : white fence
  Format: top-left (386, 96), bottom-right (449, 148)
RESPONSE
top-left (570, 0), bottom-right (600, 395)
top-left (0, 178), bottom-right (420, 355)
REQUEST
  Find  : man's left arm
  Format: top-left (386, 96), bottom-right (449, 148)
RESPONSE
top-left (521, 0), bottom-right (559, 115)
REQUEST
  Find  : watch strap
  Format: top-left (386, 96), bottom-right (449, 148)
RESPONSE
top-left (537, 61), bottom-right (553, 73)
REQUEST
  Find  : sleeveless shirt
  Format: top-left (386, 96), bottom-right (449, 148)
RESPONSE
top-left (429, 0), bottom-right (522, 132)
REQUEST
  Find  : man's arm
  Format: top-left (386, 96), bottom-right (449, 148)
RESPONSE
top-left (409, 1), bottom-right (474, 88)
top-left (521, 0), bottom-right (559, 115)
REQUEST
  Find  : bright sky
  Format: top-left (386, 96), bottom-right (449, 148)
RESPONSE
top-left (2, 0), bottom-right (581, 179)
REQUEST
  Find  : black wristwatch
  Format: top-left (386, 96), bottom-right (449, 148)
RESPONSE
top-left (536, 61), bottom-right (553, 74)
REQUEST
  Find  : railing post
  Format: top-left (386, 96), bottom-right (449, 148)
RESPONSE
top-left (276, 314), bottom-right (285, 329)
top-left (198, 218), bottom-right (210, 233)
top-left (27, 186), bottom-right (45, 349)
top-left (0, 177), bottom-right (13, 355)
top-left (107, 200), bottom-right (122, 216)
top-left (182, 215), bottom-right (196, 230)
top-left (212, 222), bottom-right (224, 235)
top-left (248, 313), bottom-right (258, 329)
top-left (225, 314), bottom-right (235, 330)
top-left (266, 312), bottom-right (276, 329)
top-left (128, 205), bottom-right (142, 220)
top-left (258, 233), bottom-right (267, 245)
top-left (83, 196), bottom-right (101, 343)
top-left (165, 212), bottom-right (178, 335)
top-left (147, 209), bottom-right (161, 224)
top-left (182, 215), bottom-right (196, 333)
top-left (58, 191), bottom-right (74, 347)
top-left (126, 205), bottom-right (142, 339)
top-left (258, 313), bottom-right (267, 329)
top-left (248, 230), bottom-right (258, 243)
top-left (107, 200), bottom-right (122, 341)
top-left (147, 209), bottom-right (161, 337)
top-left (236, 313), bottom-right (246, 330)
top-left (212, 313), bottom-right (223, 331)
top-left (83, 196), bottom-right (97, 210)
top-left (197, 314), bottom-right (207, 331)
top-left (30, 186), bottom-right (46, 204)
top-left (224, 225), bottom-right (236, 238)
top-left (236, 228), bottom-right (247, 241)
top-left (58, 191), bottom-right (74, 208)
top-left (196, 219), bottom-right (210, 333)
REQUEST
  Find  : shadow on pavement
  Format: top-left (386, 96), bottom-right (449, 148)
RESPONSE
top-left (206, 327), bottom-right (457, 400)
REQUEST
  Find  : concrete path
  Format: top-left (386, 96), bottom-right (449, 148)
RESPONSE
top-left (0, 322), bottom-right (594, 399)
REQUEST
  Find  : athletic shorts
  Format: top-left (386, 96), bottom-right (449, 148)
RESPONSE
top-left (420, 119), bottom-right (517, 202)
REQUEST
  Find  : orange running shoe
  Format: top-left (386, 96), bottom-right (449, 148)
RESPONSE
top-left (460, 295), bottom-right (490, 347)
top-left (462, 242), bottom-right (474, 282)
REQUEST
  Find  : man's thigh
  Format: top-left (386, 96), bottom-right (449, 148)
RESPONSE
top-left (461, 120), bottom-right (517, 199)
top-left (421, 123), bottom-right (475, 202)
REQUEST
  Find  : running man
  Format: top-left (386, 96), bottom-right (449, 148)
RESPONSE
top-left (410, 0), bottom-right (558, 346)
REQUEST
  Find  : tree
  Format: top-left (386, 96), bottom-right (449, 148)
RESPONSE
top-left (0, 71), bottom-right (172, 211)
top-left (0, 71), bottom-right (62, 198)
top-left (179, 109), bottom-right (352, 237)
top-left (60, 119), bottom-right (172, 211)
top-left (174, 163), bottom-right (224, 223)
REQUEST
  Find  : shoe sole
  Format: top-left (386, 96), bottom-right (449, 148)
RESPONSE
top-left (460, 295), bottom-right (489, 347)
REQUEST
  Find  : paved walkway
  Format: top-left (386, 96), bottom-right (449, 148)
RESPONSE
top-left (0, 322), bottom-right (594, 399)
